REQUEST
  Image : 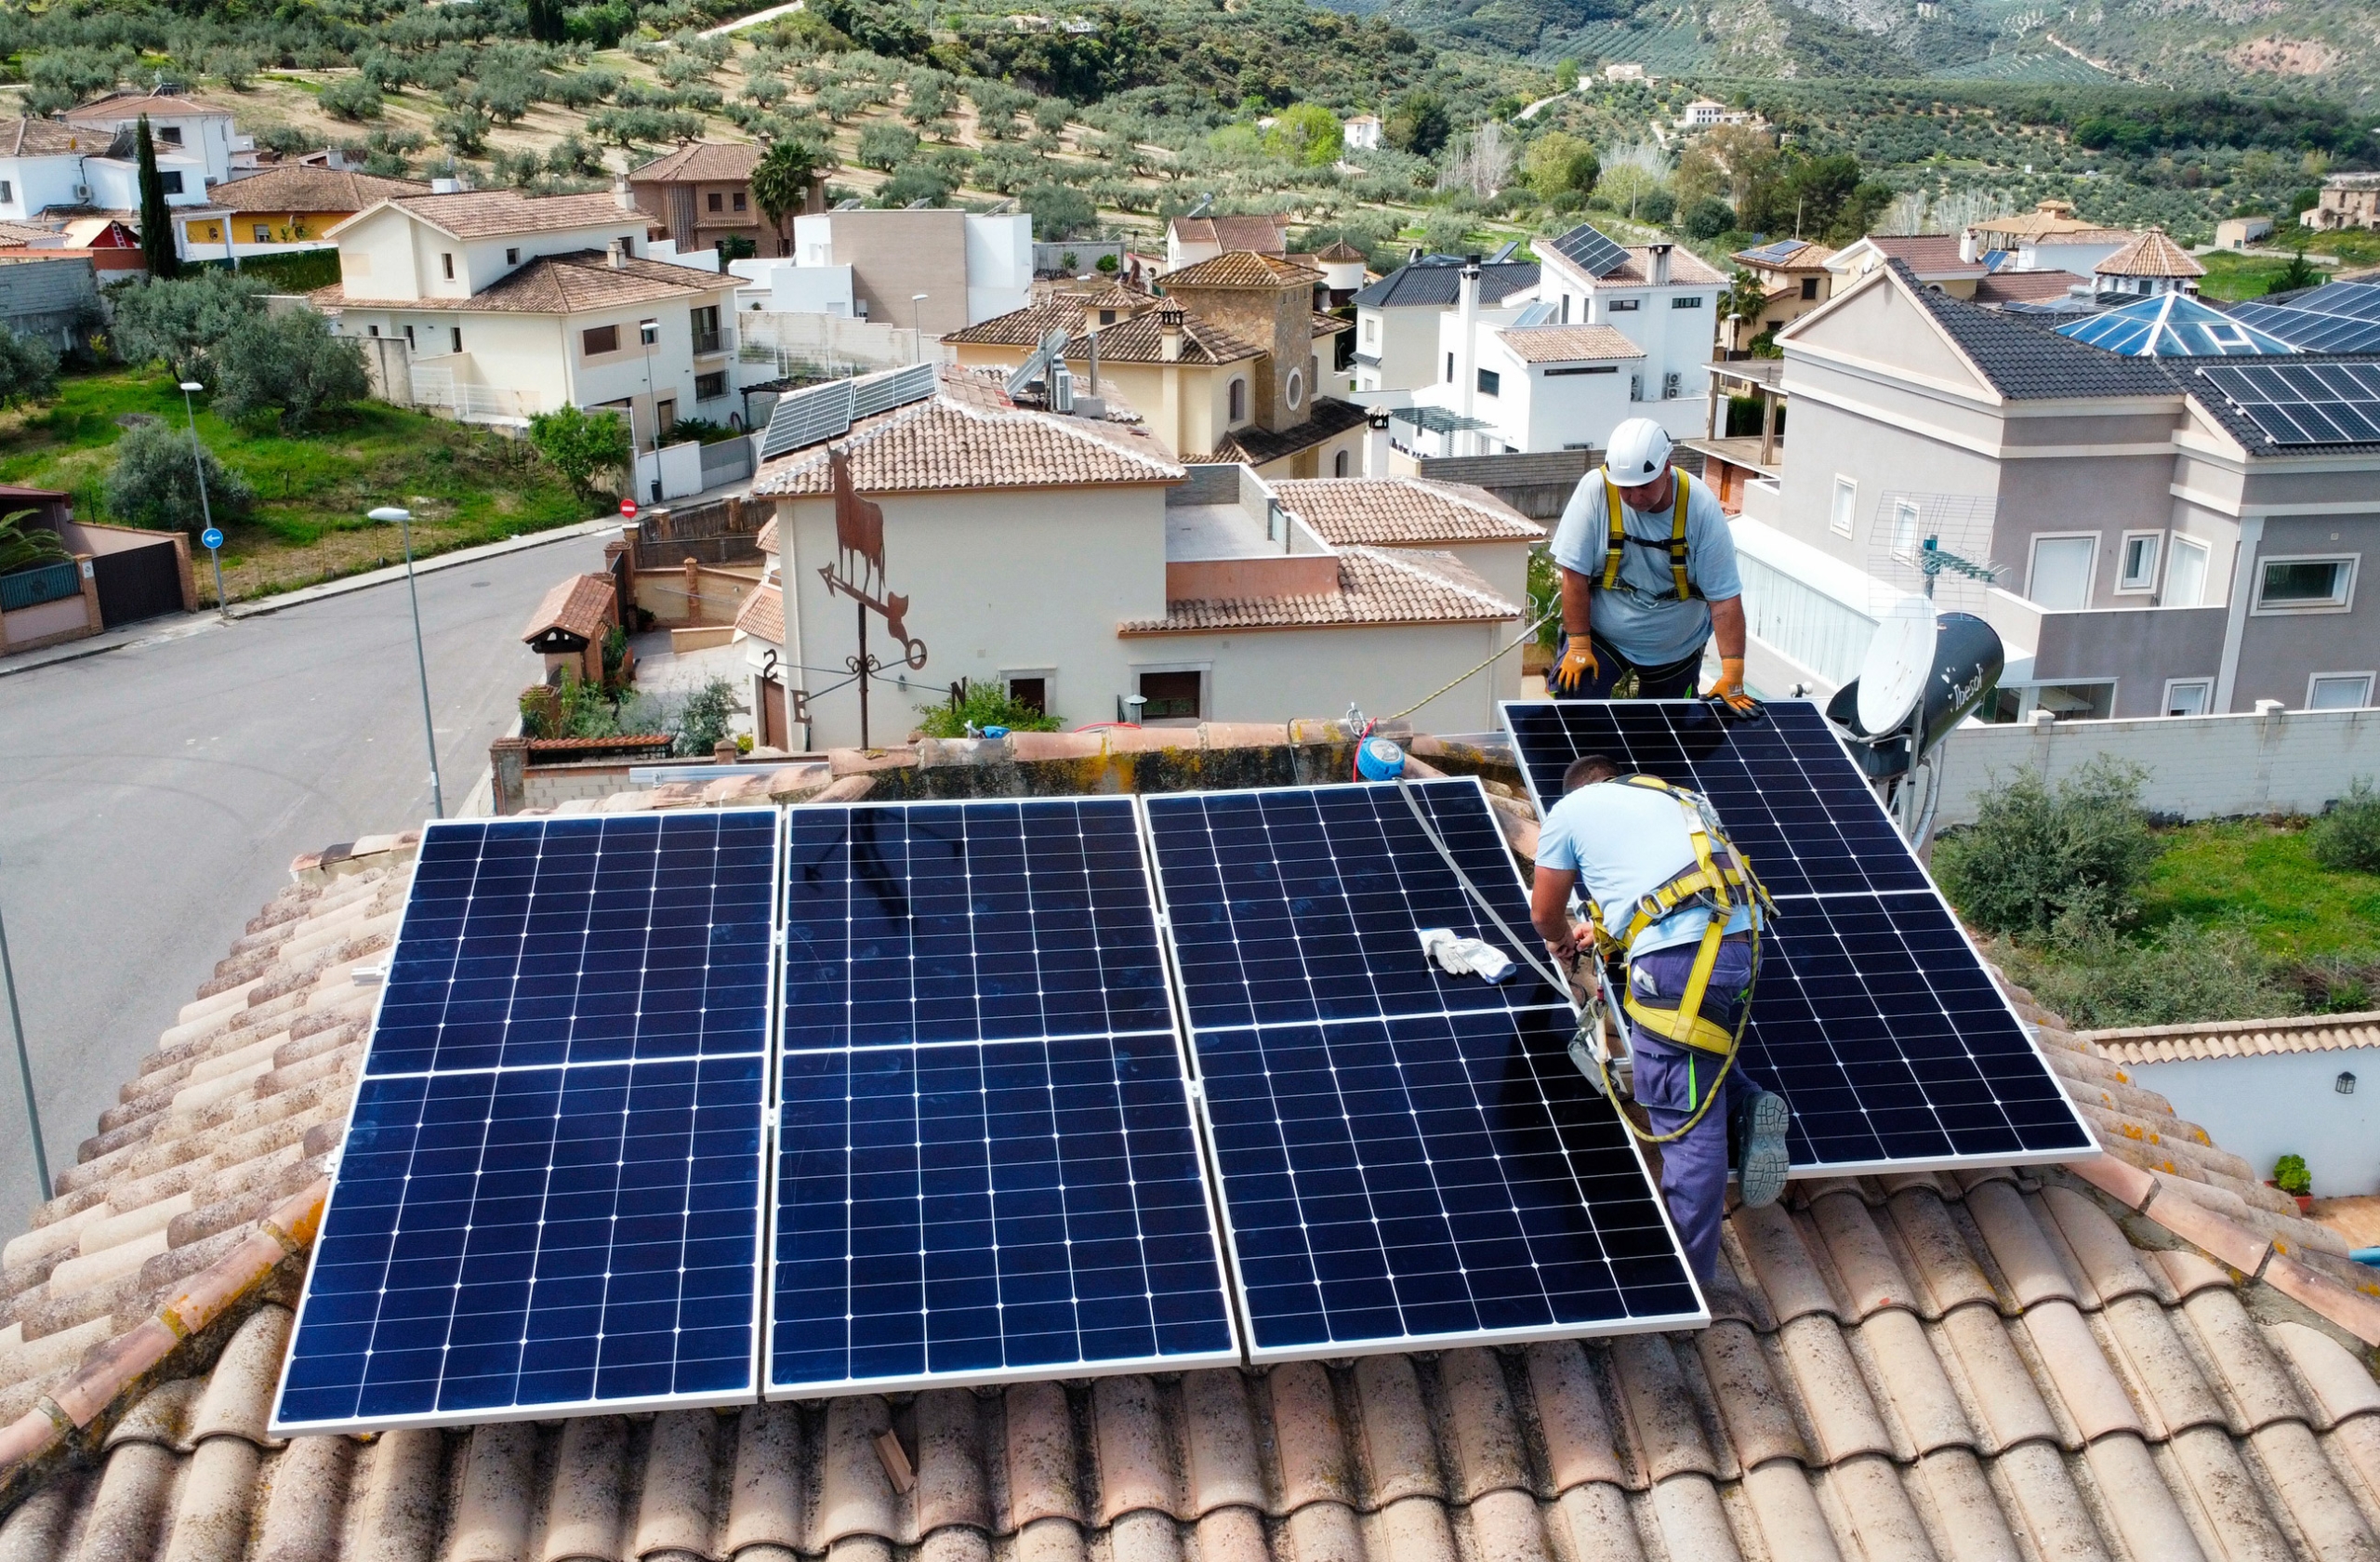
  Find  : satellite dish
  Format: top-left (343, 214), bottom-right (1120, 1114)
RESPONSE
top-left (1857, 595), bottom-right (1936, 735)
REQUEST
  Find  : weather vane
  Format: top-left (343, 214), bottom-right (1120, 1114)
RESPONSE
top-left (818, 445), bottom-right (926, 748)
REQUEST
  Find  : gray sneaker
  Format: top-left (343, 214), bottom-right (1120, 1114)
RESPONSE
top-left (1733, 1089), bottom-right (1791, 1208)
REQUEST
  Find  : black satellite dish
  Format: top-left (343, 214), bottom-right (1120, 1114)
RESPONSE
top-left (1825, 598), bottom-right (2003, 844)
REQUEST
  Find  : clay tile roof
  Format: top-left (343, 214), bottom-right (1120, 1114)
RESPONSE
top-left (60, 89), bottom-right (238, 121)
top-left (0, 118), bottom-right (89, 156)
top-left (1121, 546), bottom-right (1519, 632)
top-left (9, 751), bottom-right (2380, 1554)
top-left (1495, 324), bottom-right (1644, 363)
top-left (1598, 245), bottom-right (1727, 287)
top-left (382, 189), bottom-right (637, 240)
top-left (943, 298), bottom-right (1085, 346)
top-left (628, 140), bottom-right (763, 182)
top-left (1972, 267), bottom-right (2088, 305)
top-left (752, 374), bottom-right (1184, 495)
top-left (2082, 1009), bottom-right (2380, 1065)
top-left (1270, 477), bottom-right (1545, 546)
top-left (1315, 239), bottom-right (1368, 263)
top-left (1067, 310), bottom-right (1263, 365)
top-left (733, 579), bottom-right (783, 643)
top-left (1077, 281), bottom-right (1150, 310)
top-left (2096, 225), bottom-right (2207, 279)
top-left (1853, 233), bottom-right (1987, 277)
top-left (205, 165), bottom-right (430, 214)
top-left (1169, 213), bottom-right (1289, 253)
top-left (313, 250), bottom-right (728, 314)
top-left (1156, 250), bottom-right (1323, 289)
top-left (520, 573), bottom-right (616, 642)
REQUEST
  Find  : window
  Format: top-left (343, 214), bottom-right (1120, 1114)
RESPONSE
top-left (1670, 296), bottom-right (1702, 310)
top-left (1800, 276), bottom-right (1819, 299)
top-left (2035, 682), bottom-right (2116, 721)
top-left (1333, 449), bottom-right (1350, 476)
top-left (367, 324), bottom-right (379, 337)
top-left (252, 224), bottom-right (270, 244)
top-left (2166, 535), bottom-right (2210, 606)
top-left (1228, 377), bottom-right (1248, 422)
top-left (732, 192), bottom-right (747, 212)
top-left (656, 399), bottom-right (676, 431)
top-left (449, 326), bottom-right (462, 353)
top-left (1287, 367), bottom-right (1304, 408)
top-left (1830, 477), bottom-right (1857, 538)
top-left (2162, 679), bottom-right (2213, 717)
top-left (2117, 531), bottom-right (2162, 593)
top-left (640, 317), bottom-right (659, 347)
top-left (158, 171), bottom-right (183, 195)
top-left (2308, 673), bottom-right (2375, 709)
top-left (1892, 498), bottom-right (1923, 562)
top-left (1006, 676), bottom-right (1048, 714)
top-left (158, 126), bottom-right (183, 145)
top-left (1445, 351), bottom-right (1454, 383)
top-left (2027, 534), bottom-right (2097, 611)
top-left (1544, 364), bottom-right (1617, 377)
top-left (506, 247), bottom-right (520, 265)
top-left (1362, 317), bottom-right (1378, 345)
top-left (1608, 298), bottom-right (1641, 311)
top-left (707, 192), bottom-right (724, 212)
top-left (1559, 294), bottom-right (1570, 324)
top-left (694, 370), bottom-right (727, 400)
top-left (582, 324), bottom-right (620, 355)
top-left (2256, 556), bottom-right (2356, 612)
top-left (440, 252), bottom-right (454, 280)
top-left (403, 324), bottom-right (416, 349)
top-left (0, 180), bottom-right (11, 203)
top-left (1475, 367), bottom-right (1500, 397)
top-left (1139, 669), bottom-right (1201, 720)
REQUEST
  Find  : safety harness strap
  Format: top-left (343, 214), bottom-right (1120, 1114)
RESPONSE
top-left (1598, 469), bottom-right (1695, 602)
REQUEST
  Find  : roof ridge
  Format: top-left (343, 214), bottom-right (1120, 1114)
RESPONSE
top-left (1340, 542), bottom-right (1512, 613)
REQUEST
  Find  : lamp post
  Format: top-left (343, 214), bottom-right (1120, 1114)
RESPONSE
top-left (0, 888), bottom-right (48, 1203)
top-left (909, 292), bottom-right (929, 364)
top-left (368, 506), bottom-right (444, 819)
top-left (178, 380), bottom-right (224, 613)
top-left (638, 317), bottom-right (661, 503)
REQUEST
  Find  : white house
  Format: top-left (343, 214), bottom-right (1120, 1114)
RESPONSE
top-left (60, 90), bottom-right (247, 188)
top-left (313, 186), bottom-right (739, 438)
top-left (1342, 113), bottom-right (1382, 152)
top-left (0, 119), bottom-right (93, 226)
top-left (1676, 99), bottom-right (1726, 128)
top-left (1503, 223), bottom-right (1724, 436)
top-left (1407, 304), bottom-right (1644, 455)
top-left (739, 365), bottom-right (1524, 748)
top-left (787, 207), bottom-right (1032, 331)
top-left (0, 109), bottom-right (225, 252)
top-left (1347, 256), bottom-right (1540, 394)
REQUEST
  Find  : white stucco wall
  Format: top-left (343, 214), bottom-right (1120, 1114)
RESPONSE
top-left (963, 213), bottom-right (1033, 324)
top-left (1121, 619), bottom-right (1516, 734)
top-left (2125, 1048), bottom-right (2380, 1198)
top-left (0, 153), bottom-right (86, 221)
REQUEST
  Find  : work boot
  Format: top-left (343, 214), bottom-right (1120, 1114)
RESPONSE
top-left (1732, 1089), bottom-right (1791, 1209)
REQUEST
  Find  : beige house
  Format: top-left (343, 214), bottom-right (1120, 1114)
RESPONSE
top-left (312, 187), bottom-right (739, 439)
top-left (629, 141), bottom-right (828, 258)
top-left (1726, 237), bottom-right (1835, 349)
top-left (2302, 172), bottom-right (2380, 232)
top-left (1164, 212), bottom-right (1290, 270)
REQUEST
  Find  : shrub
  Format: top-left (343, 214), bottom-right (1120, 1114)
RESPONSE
top-left (213, 309), bottom-right (371, 431)
top-left (856, 122), bottom-right (919, 170)
top-left (660, 416), bottom-right (738, 444)
top-left (108, 270), bottom-right (266, 378)
top-left (1681, 195), bottom-right (1736, 240)
top-left (1992, 919), bottom-right (2295, 1030)
top-left (0, 324), bottom-right (60, 409)
top-left (2309, 779), bottom-right (2380, 871)
top-left (674, 676), bottom-right (741, 756)
top-left (2272, 1153), bottom-right (2311, 1197)
top-left (1933, 760), bottom-right (2162, 938)
top-left (1522, 130), bottom-right (1597, 200)
top-left (527, 404), bottom-right (632, 494)
top-left (104, 420), bottom-right (255, 534)
top-left (879, 163), bottom-right (953, 206)
top-left (320, 76), bottom-right (384, 121)
top-left (914, 679), bottom-right (1063, 738)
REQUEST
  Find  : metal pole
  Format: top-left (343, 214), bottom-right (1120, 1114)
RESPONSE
top-left (179, 382), bottom-right (222, 613)
top-left (373, 506), bottom-right (444, 817)
top-left (0, 895), bottom-right (50, 1201)
top-left (855, 599), bottom-right (870, 750)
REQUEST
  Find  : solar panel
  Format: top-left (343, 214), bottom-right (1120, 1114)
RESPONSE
top-left (1548, 222), bottom-right (1629, 278)
top-left (1498, 700), bottom-right (2096, 1175)
top-left (2201, 361), bottom-right (2380, 446)
top-left (851, 361), bottom-right (938, 418)
top-left (759, 377), bottom-right (854, 459)
top-left (1144, 780), bottom-right (1704, 1360)
top-left (767, 798), bottom-right (1238, 1396)
top-left (2226, 299), bottom-right (2380, 355)
top-left (273, 812), bottom-right (780, 1435)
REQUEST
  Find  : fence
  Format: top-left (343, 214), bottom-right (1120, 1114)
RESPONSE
top-left (700, 437), bottom-right (755, 488)
top-left (405, 366), bottom-right (542, 426)
top-left (0, 561), bottom-right (79, 613)
top-left (735, 311), bottom-right (941, 377)
top-left (630, 497), bottom-right (767, 569)
top-left (1413, 449), bottom-right (1598, 520)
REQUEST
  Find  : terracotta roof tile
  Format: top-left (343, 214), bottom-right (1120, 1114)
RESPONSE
top-left (1972, 267), bottom-right (2088, 304)
top-left (1120, 547), bottom-right (1518, 633)
top-left (734, 578), bottom-right (782, 642)
top-left (1068, 310), bottom-right (1263, 365)
top-left (380, 189), bottom-right (638, 240)
top-left (1848, 233), bottom-right (1986, 277)
top-left (1314, 240), bottom-right (1368, 264)
top-left (944, 298), bottom-right (1084, 346)
top-left (1598, 245), bottom-right (1727, 287)
top-left (60, 89), bottom-right (239, 121)
top-left (2082, 1011), bottom-right (2380, 1066)
top-left (1168, 215), bottom-right (1289, 255)
top-left (1157, 251), bottom-right (1322, 289)
top-left (1495, 324), bottom-right (1644, 363)
top-left (205, 165), bottom-right (430, 214)
top-left (629, 140), bottom-right (762, 182)
top-left (315, 249), bottom-right (729, 314)
top-left (519, 573), bottom-right (615, 642)
top-left (1270, 477), bottom-right (1542, 546)
top-left (2097, 226), bottom-right (2205, 279)
top-left (0, 118), bottom-right (91, 156)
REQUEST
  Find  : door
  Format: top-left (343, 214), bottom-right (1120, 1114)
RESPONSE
top-left (90, 538), bottom-right (186, 627)
top-left (2028, 535), bottom-right (2097, 612)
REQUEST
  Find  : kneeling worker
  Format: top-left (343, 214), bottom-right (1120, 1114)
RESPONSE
top-left (1529, 752), bottom-right (1789, 1282)
top-left (1545, 417), bottom-right (1756, 711)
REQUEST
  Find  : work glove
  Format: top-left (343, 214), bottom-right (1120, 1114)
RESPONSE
top-left (1703, 655), bottom-right (1759, 716)
top-left (1547, 638), bottom-right (1598, 695)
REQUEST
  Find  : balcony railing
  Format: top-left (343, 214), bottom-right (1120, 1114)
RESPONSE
top-left (693, 327), bottom-right (728, 356)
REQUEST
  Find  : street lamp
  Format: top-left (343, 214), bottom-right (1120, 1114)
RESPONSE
top-left (909, 292), bottom-right (929, 364)
top-left (638, 318), bottom-right (661, 503)
top-left (178, 380), bottom-right (224, 613)
top-left (0, 885), bottom-right (49, 1203)
top-left (369, 506), bottom-right (444, 819)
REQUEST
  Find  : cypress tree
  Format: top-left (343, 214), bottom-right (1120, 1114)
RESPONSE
top-left (136, 115), bottom-right (180, 280)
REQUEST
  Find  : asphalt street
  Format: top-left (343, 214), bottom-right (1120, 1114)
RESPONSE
top-left (0, 531), bottom-right (612, 1227)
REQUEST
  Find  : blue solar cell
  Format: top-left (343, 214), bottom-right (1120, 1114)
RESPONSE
top-left (769, 1034), bottom-right (1238, 1391)
top-left (784, 799), bottom-right (1173, 1048)
top-left (1500, 700), bottom-right (1927, 898)
top-left (1195, 1007), bottom-right (1699, 1355)
top-left (276, 1053), bottom-right (766, 1430)
top-left (1143, 782), bottom-right (1570, 1032)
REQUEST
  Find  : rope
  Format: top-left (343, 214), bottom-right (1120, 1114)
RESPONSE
top-left (1378, 605), bottom-right (1558, 724)
top-left (1392, 775), bottom-right (1757, 1145)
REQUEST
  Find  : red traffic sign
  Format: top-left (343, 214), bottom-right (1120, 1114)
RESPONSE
top-left (619, 497), bottom-right (639, 519)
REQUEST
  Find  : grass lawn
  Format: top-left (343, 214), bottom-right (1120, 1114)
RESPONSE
top-left (2196, 249), bottom-right (2304, 302)
top-left (2136, 817), bottom-right (2380, 967)
top-left (0, 367), bottom-right (603, 602)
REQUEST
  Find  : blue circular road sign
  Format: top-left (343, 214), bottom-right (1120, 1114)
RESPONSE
top-left (201, 527), bottom-right (224, 550)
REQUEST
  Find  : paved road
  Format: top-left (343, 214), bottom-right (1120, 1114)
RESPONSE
top-left (0, 533), bottom-right (612, 1227)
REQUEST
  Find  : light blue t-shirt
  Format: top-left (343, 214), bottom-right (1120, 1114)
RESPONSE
top-left (1549, 468), bottom-right (1742, 666)
top-left (1535, 778), bottom-right (1756, 957)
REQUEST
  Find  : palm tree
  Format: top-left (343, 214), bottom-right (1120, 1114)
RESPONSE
top-left (0, 510), bottom-right (71, 576)
top-left (750, 138), bottom-right (825, 258)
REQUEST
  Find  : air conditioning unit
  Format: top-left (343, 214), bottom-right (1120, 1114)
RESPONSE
top-left (73, 185), bottom-right (90, 203)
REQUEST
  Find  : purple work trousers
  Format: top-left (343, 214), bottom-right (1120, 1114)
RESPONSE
top-left (1625, 933), bottom-right (1762, 1285)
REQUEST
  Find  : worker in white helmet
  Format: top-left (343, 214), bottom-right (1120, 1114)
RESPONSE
top-left (1543, 417), bottom-right (1756, 713)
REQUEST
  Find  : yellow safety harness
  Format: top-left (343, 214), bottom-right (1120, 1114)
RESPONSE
top-left (1598, 469), bottom-right (1699, 603)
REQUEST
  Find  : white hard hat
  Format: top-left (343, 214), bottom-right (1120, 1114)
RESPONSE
top-left (1606, 417), bottom-right (1673, 485)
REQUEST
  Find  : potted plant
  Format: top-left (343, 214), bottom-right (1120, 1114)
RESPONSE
top-left (2270, 1154), bottom-right (2314, 1214)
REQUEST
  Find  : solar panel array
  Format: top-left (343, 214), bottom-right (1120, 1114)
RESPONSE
top-left (2200, 361), bottom-right (2380, 446)
top-left (758, 364), bottom-right (941, 460)
top-left (2228, 282), bottom-right (2380, 355)
top-left (769, 798), bottom-right (1239, 1395)
top-left (1144, 781), bottom-right (1703, 1360)
top-left (1548, 222), bottom-right (1630, 278)
top-left (1500, 700), bottom-right (2096, 1175)
top-left (276, 812), bottom-right (779, 1434)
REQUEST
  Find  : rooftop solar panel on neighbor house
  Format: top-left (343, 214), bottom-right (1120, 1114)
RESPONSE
top-left (2201, 360), bottom-right (2380, 445)
top-left (768, 797), bottom-right (1239, 1396)
top-left (1143, 779), bottom-right (1705, 1361)
top-left (272, 811), bottom-right (780, 1435)
top-left (1548, 222), bottom-right (1630, 278)
top-left (1498, 701), bottom-right (2096, 1176)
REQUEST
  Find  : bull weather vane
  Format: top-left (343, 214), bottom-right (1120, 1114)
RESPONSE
top-left (818, 445), bottom-right (927, 748)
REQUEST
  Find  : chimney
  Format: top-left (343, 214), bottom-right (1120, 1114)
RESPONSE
top-left (1158, 299), bottom-right (1183, 362)
top-left (607, 238), bottom-right (626, 270)
top-left (1364, 409), bottom-right (1391, 479)
top-left (430, 176), bottom-right (461, 195)
top-left (1648, 243), bottom-right (1673, 287)
top-left (1959, 229), bottom-right (1978, 264)
top-left (1457, 258), bottom-right (1481, 428)
top-left (614, 176), bottom-right (635, 212)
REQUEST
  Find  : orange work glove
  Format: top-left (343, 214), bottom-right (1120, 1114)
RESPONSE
top-left (1703, 655), bottom-right (1757, 715)
top-left (1547, 638), bottom-right (1599, 695)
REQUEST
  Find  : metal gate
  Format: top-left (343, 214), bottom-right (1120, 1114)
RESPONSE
top-left (91, 537), bottom-right (186, 627)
